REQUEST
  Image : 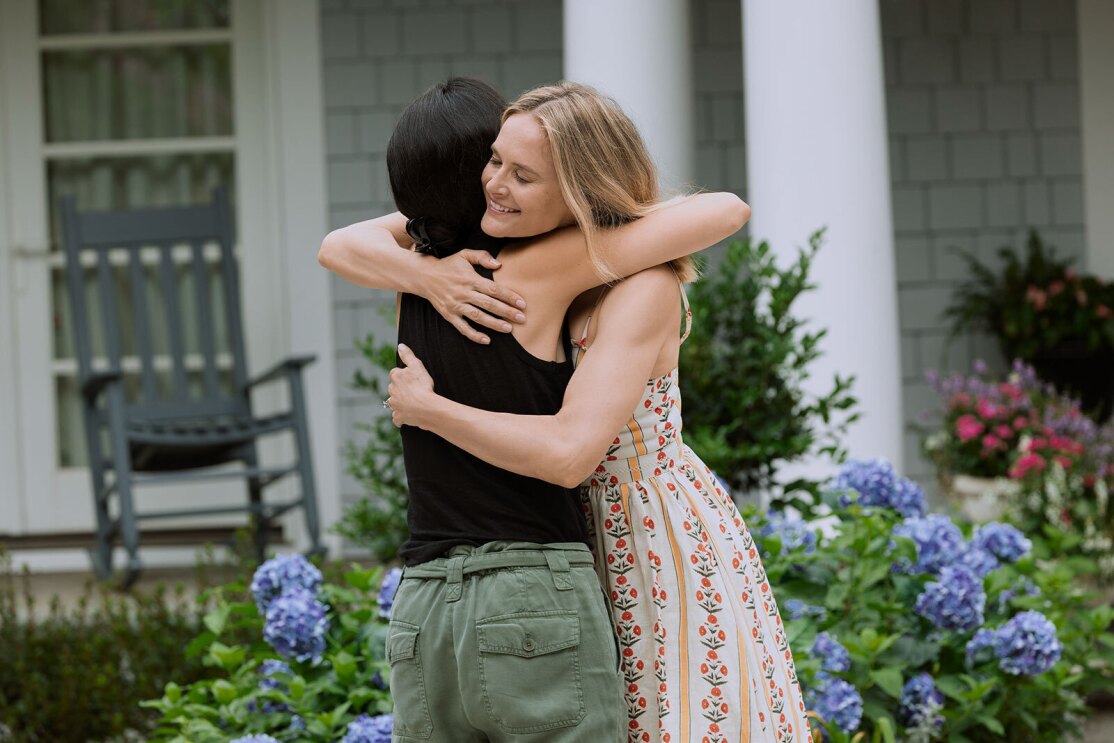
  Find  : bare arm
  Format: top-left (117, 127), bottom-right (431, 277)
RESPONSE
top-left (387, 269), bottom-right (677, 487)
top-left (317, 211), bottom-right (528, 343)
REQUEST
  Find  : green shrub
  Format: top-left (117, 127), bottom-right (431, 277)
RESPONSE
top-left (0, 555), bottom-right (215, 742)
top-left (681, 232), bottom-right (859, 496)
top-left (145, 556), bottom-right (394, 741)
top-left (332, 334), bottom-right (409, 562)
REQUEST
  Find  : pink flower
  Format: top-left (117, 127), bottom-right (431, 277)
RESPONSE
top-left (1028, 436), bottom-right (1049, 451)
top-left (1065, 269), bottom-right (1079, 281)
top-left (994, 424), bottom-right (1013, 439)
top-left (1013, 415), bottom-right (1028, 430)
top-left (1010, 452), bottom-right (1047, 479)
top-left (1097, 305), bottom-right (1112, 319)
top-left (956, 414), bottom-right (985, 442)
top-left (982, 434), bottom-right (1003, 450)
top-left (1048, 280), bottom-right (1066, 296)
top-left (1026, 286), bottom-right (1048, 310)
top-left (948, 392), bottom-right (972, 410)
top-left (1054, 456), bottom-right (1074, 470)
top-left (1076, 289), bottom-right (1088, 305)
top-left (976, 398), bottom-right (999, 420)
top-left (999, 382), bottom-right (1023, 401)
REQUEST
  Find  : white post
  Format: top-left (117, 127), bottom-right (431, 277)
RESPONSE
top-left (563, 0), bottom-right (694, 191)
top-left (742, 0), bottom-right (904, 472)
top-left (1078, 0), bottom-right (1114, 279)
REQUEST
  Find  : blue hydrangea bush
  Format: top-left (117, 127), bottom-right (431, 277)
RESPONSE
top-left (144, 556), bottom-right (401, 742)
top-left (754, 459), bottom-right (1114, 742)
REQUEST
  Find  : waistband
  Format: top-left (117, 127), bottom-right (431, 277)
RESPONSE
top-left (403, 541), bottom-right (594, 580)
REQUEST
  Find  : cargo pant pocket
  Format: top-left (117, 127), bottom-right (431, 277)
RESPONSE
top-left (387, 620), bottom-right (433, 739)
top-left (475, 611), bottom-right (586, 734)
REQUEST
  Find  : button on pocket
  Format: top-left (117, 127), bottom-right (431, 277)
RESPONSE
top-left (387, 620), bottom-right (433, 739)
top-left (475, 611), bottom-right (585, 734)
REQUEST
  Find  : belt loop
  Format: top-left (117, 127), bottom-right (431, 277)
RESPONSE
top-left (445, 555), bottom-right (465, 603)
top-left (544, 551), bottom-right (573, 591)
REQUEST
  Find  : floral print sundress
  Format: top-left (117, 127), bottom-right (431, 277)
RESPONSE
top-left (572, 282), bottom-right (808, 743)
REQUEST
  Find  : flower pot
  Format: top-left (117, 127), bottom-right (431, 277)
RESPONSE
top-left (1023, 345), bottom-right (1114, 422)
top-left (941, 474), bottom-right (1020, 523)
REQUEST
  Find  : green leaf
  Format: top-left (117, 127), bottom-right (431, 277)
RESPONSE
top-left (874, 716), bottom-right (896, 743)
top-left (207, 641), bottom-right (245, 672)
top-left (202, 603), bottom-right (231, 636)
top-left (210, 679), bottom-right (238, 705)
top-left (333, 650), bottom-right (358, 683)
top-left (164, 681), bottom-right (182, 704)
top-left (290, 674), bottom-right (306, 701)
top-left (869, 668), bottom-right (905, 699)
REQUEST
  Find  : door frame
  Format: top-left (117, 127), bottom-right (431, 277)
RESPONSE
top-left (0, 0), bottom-right (338, 561)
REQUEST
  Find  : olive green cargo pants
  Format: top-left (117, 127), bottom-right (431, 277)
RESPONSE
top-left (387, 541), bottom-right (624, 742)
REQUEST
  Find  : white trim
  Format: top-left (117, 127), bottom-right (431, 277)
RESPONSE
top-left (7, 545), bottom-right (237, 574)
top-left (1079, 0), bottom-right (1114, 279)
top-left (43, 136), bottom-right (236, 159)
top-left (0, 23), bottom-right (25, 531)
top-left (261, 0), bottom-right (340, 554)
top-left (39, 28), bottom-right (232, 50)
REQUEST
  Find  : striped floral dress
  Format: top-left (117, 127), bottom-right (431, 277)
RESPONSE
top-left (573, 286), bottom-right (808, 743)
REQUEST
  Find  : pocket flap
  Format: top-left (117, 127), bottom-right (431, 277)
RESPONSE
top-left (387, 625), bottom-right (418, 664)
top-left (476, 612), bottom-right (580, 658)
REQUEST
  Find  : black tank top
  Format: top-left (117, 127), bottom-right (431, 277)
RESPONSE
top-left (396, 241), bottom-right (588, 565)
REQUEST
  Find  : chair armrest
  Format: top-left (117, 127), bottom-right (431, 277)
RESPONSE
top-left (81, 370), bottom-right (124, 401)
top-left (243, 354), bottom-right (317, 392)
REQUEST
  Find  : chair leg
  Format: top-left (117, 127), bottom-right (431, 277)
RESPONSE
top-left (85, 416), bottom-right (114, 581)
top-left (288, 374), bottom-right (324, 558)
top-left (241, 444), bottom-right (268, 564)
top-left (106, 387), bottom-right (141, 589)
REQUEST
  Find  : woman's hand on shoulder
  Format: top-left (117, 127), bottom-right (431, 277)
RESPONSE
top-left (417, 250), bottom-right (529, 344)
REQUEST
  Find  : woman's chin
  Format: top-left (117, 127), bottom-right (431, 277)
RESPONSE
top-left (481, 214), bottom-right (511, 237)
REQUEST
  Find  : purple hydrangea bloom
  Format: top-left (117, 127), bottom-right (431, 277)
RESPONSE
top-left (808, 675), bottom-right (863, 733)
top-left (811, 631), bottom-right (851, 673)
top-left (231, 737), bottom-right (281, 743)
top-left (972, 523), bottom-right (1032, 563)
top-left (898, 673), bottom-right (945, 731)
top-left (894, 515), bottom-right (966, 575)
top-left (258, 659), bottom-right (292, 691)
top-left (263, 587), bottom-right (329, 663)
top-left (914, 565), bottom-right (986, 631)
top-left (759, 510), bottom-right (817, 555)
top-left (377, 567), bottom-right (403, 618)
top-left (997, 578), bottom-right (1041, 611)
top-left (342, 713), bottom-right (394, 743)
top-left (957, 546), bottom-right (1000, 578)
top-left (251, 554), bottom-right (323, 614)
top-left (290, 715), bottom-right (306, 732)
top-left (829, 459), bottom-right (925, 518)
top-left (994, 610), bottom-right (1062, 676)
top-left (965, 628), bottom-right (997, 667)
top-left (783, 599), bottom-right (828, 622)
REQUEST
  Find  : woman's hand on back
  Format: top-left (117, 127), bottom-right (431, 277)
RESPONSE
top-left (387, 344), bottom-right (438, 429)
top-left (419, 250), bottom-right (528, 345)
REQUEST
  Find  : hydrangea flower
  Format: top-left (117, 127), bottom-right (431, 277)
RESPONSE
top-left (893, 514), bottom-right (965, 575)
top-left (231, 737), bottom-right (281, 743)
top-left (251, 554), bottom-right (323, 614)
top-left (289, 715), bottom-right (306, 732)
top-left (342, 713), bottom-right (394, 743)
top-left (956, 546), bottom-right (1000, 578)
top-left (759, 510), bottom-right (817, 555)
top-left (783, 599), bottom-right (827, 622)
top-left (994, 610), bottom-right (1062, 676)
top-left (378, 567), bottom-right (403, 618)
top-left (258, 659), bottom-right (292, 691)
top-left (808, 675), bottom-right (863, 733)
top-left (997, 577), bottom-right (1041, 611)
top-left (966, 628), bottom-right (997, 667)
top-left (914, 565), bottom-right (986, 631)
top-left (971, 523), bottom-right (1032, 563)
top-left (898, 673), bottom-right (945, 732)
top-left (829, 458), bottom-right (925, 517)
top-left (811, 631), bottom-right (851, 673)
top-left (263, 587), bottom-right (329, 663)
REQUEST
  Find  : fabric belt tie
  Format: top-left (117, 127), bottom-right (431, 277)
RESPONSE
top-left (403, 549), bottom-right (593, 602)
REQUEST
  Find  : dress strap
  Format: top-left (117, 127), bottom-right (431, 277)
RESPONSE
top-left (678, 280), bottom-right (692, 344)
top-left (571, 286), bottom-right (609, 367)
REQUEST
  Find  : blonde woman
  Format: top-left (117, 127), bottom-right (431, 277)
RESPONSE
top-left (381, 83), bottom-right (808, 743)
top-left (321, 78), bottom-right (750, 741)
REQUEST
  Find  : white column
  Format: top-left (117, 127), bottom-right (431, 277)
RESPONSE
top-left (742, 1), bottom-right (904, 472)
top-left (1078, 0), bottom-right (1114, 279)
top-left (563, 0), bottom-right (694, 191)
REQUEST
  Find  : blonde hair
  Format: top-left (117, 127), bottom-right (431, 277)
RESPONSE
top-left (504, 82), bottom-right (696, 283)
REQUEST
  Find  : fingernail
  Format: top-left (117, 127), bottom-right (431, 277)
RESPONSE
top-left (516, 300), bottom-right (526, 309)
top-left (481, 336), bottom-right (491, 344)
top-left (515, 313), bottom-right (526, 323)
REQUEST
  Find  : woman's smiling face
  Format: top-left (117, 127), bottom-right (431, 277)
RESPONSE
top-left (480, 113), bottom-right (575, 239)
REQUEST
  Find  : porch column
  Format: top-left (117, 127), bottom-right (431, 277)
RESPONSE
top-left (741, 1), bottom-right (904, 471)
top-left (1079, 0), bottom-right (1114, 279)
top-left (563, 0), bottom-right (694, 191)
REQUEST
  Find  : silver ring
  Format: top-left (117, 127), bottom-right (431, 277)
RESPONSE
top-left (382, 397), bottom-right (392, 409)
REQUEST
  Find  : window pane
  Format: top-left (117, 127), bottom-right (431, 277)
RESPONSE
top-left (40, 0), bottom-right (230, 35)
top-left (42, 45), bottom-right (232, 142)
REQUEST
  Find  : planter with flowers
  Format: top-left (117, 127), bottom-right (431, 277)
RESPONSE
top-left (145, 555), bottom-right (400, 742)
top-left (756, 459), bottom-right (1114, 742)
top-left (922, 361), bottom-right (1114, 581)
top-left (944, 230), bottom-right (1114, 421)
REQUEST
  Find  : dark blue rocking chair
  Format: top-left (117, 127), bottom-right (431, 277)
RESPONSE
top-left (59, 189), bottom-right (323, 587)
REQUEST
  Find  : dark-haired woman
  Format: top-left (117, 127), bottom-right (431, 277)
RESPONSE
top-left (319, 78), bottom-right (749, 742)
